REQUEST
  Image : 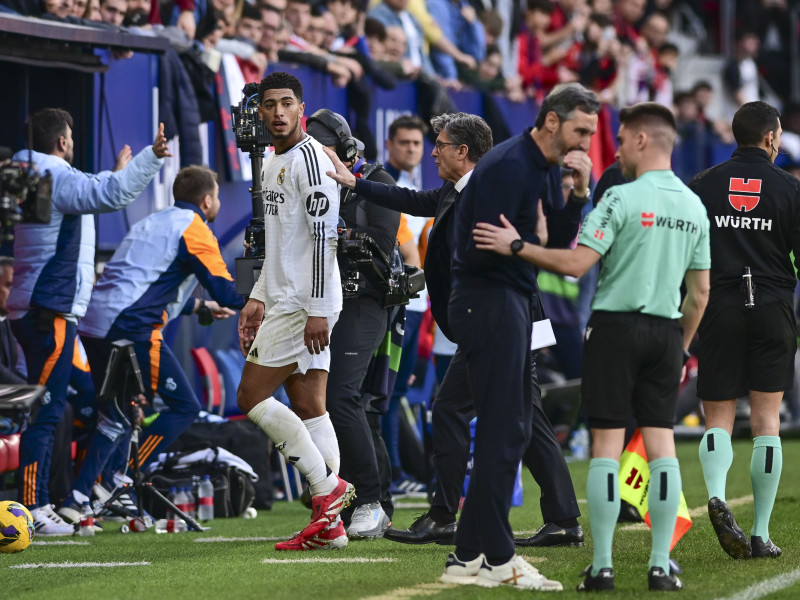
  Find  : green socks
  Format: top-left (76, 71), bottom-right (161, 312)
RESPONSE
top-left (587, 458), bottom-right (619, 575)
top-left (648, 457), bottom-right (682, 574)
top-left (751, 436), bottom-right (782, 540)
top-left (699, 428), bottom-right (732, 501)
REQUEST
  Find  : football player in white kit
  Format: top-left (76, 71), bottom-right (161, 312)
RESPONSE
top-left (237, 72), bottom-right (354, 551)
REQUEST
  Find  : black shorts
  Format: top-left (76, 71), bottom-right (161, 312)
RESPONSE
top-left (697, 301), bottom-right (796, 400)
top-left (582, 311), bottom-right (683, 429)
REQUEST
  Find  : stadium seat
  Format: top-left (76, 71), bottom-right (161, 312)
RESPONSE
top-left (191, 347), bottom-right (225, 416)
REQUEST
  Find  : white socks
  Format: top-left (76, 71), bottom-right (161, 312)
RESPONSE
top-left (247, 397), bottom-right (336, 495)
top-left (304, 412), bottom-right (341, 475)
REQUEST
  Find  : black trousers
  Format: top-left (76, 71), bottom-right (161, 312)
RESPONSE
top-left (448, 285), bottom-right (557, 561)
top-left (325, 295), bottom-right (388, 508)
top-left (432, 347), bottom-right (580, 524)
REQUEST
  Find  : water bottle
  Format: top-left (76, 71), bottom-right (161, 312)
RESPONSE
top-left (166, 487), bottom-right (178, 520)
top-left (78, 502), bottom-right (95, 537)
top-left (155, 518), bottom-right (188, 533)
top-left (186, 483), bottom-right (197, 519)
top-left (174, 487), bottom-right (189, 517)
top-left (197, 475), bottom-right (215, 521)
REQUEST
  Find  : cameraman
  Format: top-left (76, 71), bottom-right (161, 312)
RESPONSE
top-left (9, 108), bottom-right (169, 535)
top-left (305, 109), bottom-right (401, 540)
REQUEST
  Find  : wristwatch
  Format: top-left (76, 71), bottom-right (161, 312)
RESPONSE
top-left (510, 239), bottom-right (525, 256)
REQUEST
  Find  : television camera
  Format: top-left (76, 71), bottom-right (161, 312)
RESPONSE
top-left (230, 83), bottom-right (270, 296)
top-left (0, 147), bottom-right (51, 244)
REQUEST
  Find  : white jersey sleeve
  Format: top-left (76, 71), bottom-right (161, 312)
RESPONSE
top-left (295, 141), bottom-right (342, 317)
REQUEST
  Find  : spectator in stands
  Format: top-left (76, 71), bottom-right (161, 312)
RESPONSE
top-left (459, 43), bottom-right (506, 93)
top-left (259, 4), bottom-right (283, 55)
top-left (99, 0), bottom-right (127, 25)
top-left (9, 108), bottom-right (169, 535)
top-left (559, 11), bottom-right (619, 103)
top-left (215, 3), bottom-right (268, 82)
top-left (43, 0), bottom-right (72, 18)
top-left (58, 165), bottom-right (243, 527)
top-left (0, 257), bottom-right (25, 386)
top-left (426, 0), bottom-right (486, 88)
top-left (124, 0), bottom-right (150, 25)
top-left (285, 0), bottom-right (315, 48)
top-left (368, 0), bottom-right (433, 75)
top-left (365, 16), bottom-right (389, 60)
top-left (613, 0), bottom-right (645, 41)
top-left (723, 31), bottom-right (761, 113)
top-left (518, 0), bottom-right (557, 97)
top-left (308, 7), bottom-right (339, 51)
top-left (539, 0), bottom-right (589, 55)
top-left (70, 0), bottom-right (86, 17)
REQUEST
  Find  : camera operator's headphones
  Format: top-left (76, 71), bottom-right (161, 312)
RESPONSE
top-left (306, 109), bottom-right (359, 163)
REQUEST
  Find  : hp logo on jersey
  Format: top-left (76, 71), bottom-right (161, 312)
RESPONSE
top-left (306, 191), bottom-right (330, 217)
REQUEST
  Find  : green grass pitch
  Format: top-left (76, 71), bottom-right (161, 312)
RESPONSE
top-left (3, 438), bottom-right (799, 599)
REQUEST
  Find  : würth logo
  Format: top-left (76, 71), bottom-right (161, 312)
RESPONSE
top-left (728, 178), bottom-right (762, 212)
top-left (641, 212), bottom-right (654, 227)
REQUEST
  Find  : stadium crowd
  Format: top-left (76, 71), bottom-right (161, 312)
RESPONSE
top-left (1, 0), bottom-right (799, 592)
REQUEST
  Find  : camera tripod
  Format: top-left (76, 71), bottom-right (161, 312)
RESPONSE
top-left (94, 340), bottom-right (205, 532)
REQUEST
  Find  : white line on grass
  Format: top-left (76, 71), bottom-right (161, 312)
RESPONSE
top-left (195, 536), bottom-right (288, 543)
top-left (393, 502), bottom-right (430, 509)
top-left (359, 582), bottom-right (457, 599)
top-left (262, 557), bottom-right (395, 564)
top-left (31, 541), bottom-right (91, 546)
top-left (713, 569), bottom-right (800, 600)
top-left (618, 494), bottom-right (754, 532)
top-left (10, 561), bottom-right (151, 569)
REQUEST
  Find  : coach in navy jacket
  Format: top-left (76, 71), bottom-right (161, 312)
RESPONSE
top-left (324, 111), bottom-right (585, 550)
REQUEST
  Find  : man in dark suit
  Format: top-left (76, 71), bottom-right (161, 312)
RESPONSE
top-left (324, 111), bottom-right (583, 549)
top-left (0, 257), bottom-right (25, 385)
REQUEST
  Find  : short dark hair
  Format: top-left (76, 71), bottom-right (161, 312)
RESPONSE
top-left (732, 101), bottom-right (780, 147)
top-left (388, 115), bottom-right (428, 140)
top-left (691, 80), bottom-right (712, 94)
top-left (241, 3), bottom-right (262, 21)
top-left (0, 256), bottom-right (13, 268)
top-left (25, 108), bottom-right (73, 154)
top-left (430, 112), bottom-right (493, 163)
top-left (526, 0), bottom-right (553, 14)
top-left (173, 165), bottom-right (218, 207)
top-left (658, 42), bottom-right (679, 55)
top-left (364, 17), bottom-right (386, 41)
top-left (619, 101), bottom-right (677, 132)
top-left (258, 71), bottom-right (303, 104)
top-left (534, 83), bottom-right (600, 129)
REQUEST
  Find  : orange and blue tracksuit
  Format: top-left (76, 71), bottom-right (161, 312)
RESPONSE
top-left (10, 146), bottom-right (164, 509)
top-left (70, 201), bottom-right (243, 499)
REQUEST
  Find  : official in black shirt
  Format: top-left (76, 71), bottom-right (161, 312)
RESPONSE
top-left (445, 84), bottom-right (600, 589)
top-left (689, 101), bottom-right (799, 560)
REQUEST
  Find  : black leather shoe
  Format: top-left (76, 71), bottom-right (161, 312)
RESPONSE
top-left (751, 536), bottom-right (782, 558)
top-left (515, 522), bottom-right (584, 547)
top-left (708, 497), bottom-right (751, 558)
top-left (382, 512), bottom-right (456, 545)
top-left (618, 499), bottom-right (643, 523)
top-left (648, 566), bottom-right (683, 591)
top-left (577, 564), bottom-right (614, 591)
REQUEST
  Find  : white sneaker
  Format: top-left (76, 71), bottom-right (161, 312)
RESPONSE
top-left (439, 552), bottom-right (485, 585)
top-left (476, 555), bottom-right (563, 591)
top-left (346, 502), bottom-right (390, 539)
top-left (32, 504), bottom-right (76, 536)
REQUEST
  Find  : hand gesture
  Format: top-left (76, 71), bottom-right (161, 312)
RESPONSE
top-left (238, 299), bottom-right (264, 357)
top-left (473, 213), bottom-right (521, 256)
top-left (113, 145), bottom-right (132, 172)
top-left (204, 300), bottom-right (236, 320)
top-left (322, 146), bottom-right (357, 189)
top-left (152, 123), bottom-right (172, 159)
top-left (563, 150), bottom-right (592, 197)
top-left (305, 316), bottom-right (330, 354)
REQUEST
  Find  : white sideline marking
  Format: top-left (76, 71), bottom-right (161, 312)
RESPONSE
top-left (262, 557), bottom-right (395, 564)
top-left (31, 541), bottom-right (90, 546)
top-left (713, 569), bottom-right (800, 600)
top-left (195, 536), bottom-right (287, 543)
top-left (618, 494), bottom-right (754, 532)
top-left (393, 502), bottom-right (430, 510)
top-left (359, 582), bottom-right (456, 599)
top-left (10, 561), bottom-right (150, 569)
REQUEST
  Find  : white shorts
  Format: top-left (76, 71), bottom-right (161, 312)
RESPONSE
top-left (246, 308), bottom-right (339, 375)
